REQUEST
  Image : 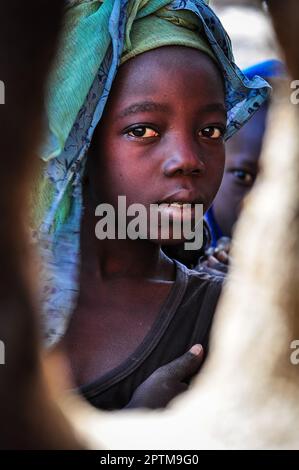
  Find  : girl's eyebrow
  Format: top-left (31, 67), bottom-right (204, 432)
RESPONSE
top-left (117, 100), bottom-right (170, 119)
top-left (199, 103), bottom-right (227, 118)
top-left (116, 101), bottom-right (227, 120)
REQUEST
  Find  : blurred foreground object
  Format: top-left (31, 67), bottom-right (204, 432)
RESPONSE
top-left (0, 1), bottom-right (82, 449)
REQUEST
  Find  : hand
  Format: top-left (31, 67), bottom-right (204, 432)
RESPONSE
top-left (201, 236), bottom-right (231, 274)
top-left (204, 253), bottom-right (229, 274)
top-left (125, 345), bottom-right (204, 409)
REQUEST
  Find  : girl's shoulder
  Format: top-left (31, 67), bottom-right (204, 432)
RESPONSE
top-left (173, 259), bottom-right (224, 317)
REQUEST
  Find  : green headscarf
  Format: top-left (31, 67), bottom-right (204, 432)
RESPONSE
top-left (121, 6), bottom-right (215, 64)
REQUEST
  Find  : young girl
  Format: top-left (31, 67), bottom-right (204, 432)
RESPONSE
top-left (36, 0), bottom-right (270, 410)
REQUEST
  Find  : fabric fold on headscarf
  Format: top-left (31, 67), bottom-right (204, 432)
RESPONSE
top-left (121, 7), bottom-right (216, 64)
top-left (37, 0), bottom-right (271, 346)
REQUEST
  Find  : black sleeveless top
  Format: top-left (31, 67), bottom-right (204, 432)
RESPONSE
top-left (79, 260), bottom-right (223, 410)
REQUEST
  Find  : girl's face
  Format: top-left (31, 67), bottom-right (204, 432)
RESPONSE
top-left (91, 46), bottom-right (226, 241)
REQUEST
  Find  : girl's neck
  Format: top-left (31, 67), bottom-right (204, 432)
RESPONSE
top-left (96, 238), bottom-right (174, 281)
top-left (81, 198), bottom-right (175, 283)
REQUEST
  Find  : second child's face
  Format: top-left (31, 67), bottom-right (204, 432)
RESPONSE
top-left (92, 46), bottom-right (226, 241)
top-left (212, 104), bottom-right (267, 237)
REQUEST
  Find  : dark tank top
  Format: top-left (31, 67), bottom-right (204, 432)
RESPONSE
top-left (79, 260), bottom-right (223, 410)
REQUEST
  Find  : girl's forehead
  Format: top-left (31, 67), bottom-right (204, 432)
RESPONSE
top-left (112, 46), bottom-right (225, 101)
top-left (120, 46), bottom-right (221, 76)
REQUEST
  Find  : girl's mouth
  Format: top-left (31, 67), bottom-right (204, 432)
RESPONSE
top-left (155, 199), bottom-right (203, 211)
top-left (154, 201), bottom-right (203, 224)
top-left (159, 201), bottom-right (191, 208)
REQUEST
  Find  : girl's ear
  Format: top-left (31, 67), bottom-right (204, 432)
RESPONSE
top-left (84, 154), bottom-right (96, 204)
top-left (89, 123), bottom-right (101, 157)
top-left (85, 135), bottom-right (102, 205)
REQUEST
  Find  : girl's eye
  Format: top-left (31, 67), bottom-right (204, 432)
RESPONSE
top-left (127, 126), bottom-right (159, 138)
top-left (232, 169), bottom-right (254, 185)
top-left (199, 127), bottom-right (224, 139)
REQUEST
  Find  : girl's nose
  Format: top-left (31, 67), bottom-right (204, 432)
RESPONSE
top-left (162, 142), bottom-right (205, 177)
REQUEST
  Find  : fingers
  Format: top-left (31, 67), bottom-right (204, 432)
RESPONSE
top-left (202, 236), bottom-right (231, 273)
top-left (163, 344), bottom-right (204, 382)
top-left (125, 345), bottom-right (204, 409)
top-left (206, 255), bottom-right (228, 273)
top-left (216, 236), bottom-right (231, 254)
top-left (214, 249), bottom-right (229, 264)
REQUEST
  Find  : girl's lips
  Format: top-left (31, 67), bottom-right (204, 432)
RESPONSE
top-left (158, 201), bottom-right (196, 207)
top-left (158, 202), bottom-right (195, 208)
top-left (154, 201), bottom-right (203, 223)
top-left (156, 190), bottom-right (205, 207)
top-left (155, 200), bottom-right (204, 212)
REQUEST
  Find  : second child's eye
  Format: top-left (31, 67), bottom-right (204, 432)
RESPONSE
top-left (127, 126), bottom-right (159, 138)
top-left (232, 169), bottom-right (254, 185)
top-left (199, 126), bottom-right (224, 139)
